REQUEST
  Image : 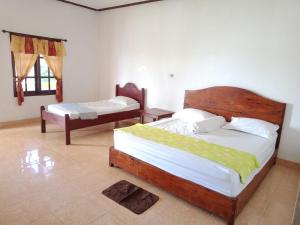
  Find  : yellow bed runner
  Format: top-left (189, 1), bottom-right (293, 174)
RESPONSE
top-left (118, 124), bottom-right (260, 183)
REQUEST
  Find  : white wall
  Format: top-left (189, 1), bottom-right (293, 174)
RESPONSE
top-left (0, 0), bottom-right (99, 122)
top-left (97, 0), bottom-right (300, 163)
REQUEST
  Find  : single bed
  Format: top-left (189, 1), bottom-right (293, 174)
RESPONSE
top-left (40, 83), bottom-right (145, 145)
top-left (109, 86), bottom-right (286, 225)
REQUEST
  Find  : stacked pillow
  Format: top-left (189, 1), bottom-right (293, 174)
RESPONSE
top-left (172, 108), bottom-right (226, 133)
top-left (172, 108), bottom-right (216, 122)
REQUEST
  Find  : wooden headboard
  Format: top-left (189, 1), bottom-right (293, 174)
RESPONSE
top-left (116, 83), bottom-right (145, 110)
top-left (184, 86), bottom-right (286, 148)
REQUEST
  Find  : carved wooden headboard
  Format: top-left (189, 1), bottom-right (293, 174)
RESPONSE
top-left (116, 83), bottom-right (145, 110)
top-left (184, 86), bottom-right (286, 148)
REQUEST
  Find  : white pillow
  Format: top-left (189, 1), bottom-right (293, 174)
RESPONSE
top-left (172, 108), bottom-right (216, 122)
top-left (161, 120), bottom-right (197, 136)
top-left (109, 96), bottom-right (138, 106)
top-left (193, 116), bottom-right (226, 133)
top-left (222, 117), bottom-right (279, 138)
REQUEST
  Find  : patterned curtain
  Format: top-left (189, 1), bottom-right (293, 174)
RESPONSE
top-left (14, 53), bottom-right (38, 105)
top-left (10, 35), bottom-right (66, 105)
top-left (44, 56), bottom-right (64, 102)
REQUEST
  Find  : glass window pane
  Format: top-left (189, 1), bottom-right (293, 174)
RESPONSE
top-left (26, 78), bottom-right (35, 91)
top-left (41, 78), bottom-right (49, 91)
top-left (40, 57), bottom-right (49, 77)
top-left (50, 78), bottom-right (57, 91)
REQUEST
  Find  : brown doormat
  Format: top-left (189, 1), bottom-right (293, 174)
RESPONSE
top-left (102, 180), bottom-right (159, 214)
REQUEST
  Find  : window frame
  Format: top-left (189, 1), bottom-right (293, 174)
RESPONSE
top-left (12, 53), bottom-right (57, 97)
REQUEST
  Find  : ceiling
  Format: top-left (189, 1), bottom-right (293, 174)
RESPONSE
top-left (64, 0), bottom-right (149, 9)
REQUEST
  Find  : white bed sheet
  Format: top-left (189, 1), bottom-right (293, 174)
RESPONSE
top-left (114, 118), bottom-right (277, 197)
top-left (47, 100), bottom-right (140, 120)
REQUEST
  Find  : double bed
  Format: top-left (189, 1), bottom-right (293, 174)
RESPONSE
top-left (109, 86), bottom-right (286, 225)
top-left (40, 83), bottom-right (145, 145)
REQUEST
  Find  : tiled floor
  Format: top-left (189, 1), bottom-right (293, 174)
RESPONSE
top-left (0, 120), bottom-right (299, 225)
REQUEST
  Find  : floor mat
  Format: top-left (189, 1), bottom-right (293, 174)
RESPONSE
top-left (102, 180), bottom-right (159, 214)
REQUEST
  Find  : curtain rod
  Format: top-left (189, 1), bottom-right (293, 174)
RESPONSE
top-left (2, 30), bottom-right (67, 42)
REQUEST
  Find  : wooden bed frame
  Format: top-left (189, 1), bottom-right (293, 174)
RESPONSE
top-left (109, 86), bottom-right (286, 225)
top-left (41, 83), bottom-right (145, 145)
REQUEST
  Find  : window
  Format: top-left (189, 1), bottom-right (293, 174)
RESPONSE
top-left (12, 55), bottom-right (57, 97)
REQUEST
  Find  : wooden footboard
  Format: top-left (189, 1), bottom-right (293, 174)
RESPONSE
top-left (109, 147), bottom-right (237, 224)
top-left (40, 106), bottom-right (71, 144)
top-left (109, 146), bottom-right (277, 225)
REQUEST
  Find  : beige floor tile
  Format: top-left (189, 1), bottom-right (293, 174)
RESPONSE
top-left (0, 202), bottom-right (35, 225)
top-left (260, 201), bottom-right (294, 225)
top-left (0, 181), bottom-right (32, 212)
top-left (28, 214), bottom-right (64, 225)
top-left (235, 207), bottom-right (263, 225)
top-left (52, 197), bottom-right (108, 225)
top-left (88, 212), bottom-right (127, 225)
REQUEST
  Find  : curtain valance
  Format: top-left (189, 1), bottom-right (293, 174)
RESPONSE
top-left (10, 35), bottom-right (66, 56)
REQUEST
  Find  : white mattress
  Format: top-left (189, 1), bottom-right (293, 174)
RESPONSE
top-left (47, 100), bottom-right (140, 120)
top-left (114, 118), bottom-right (277, 197)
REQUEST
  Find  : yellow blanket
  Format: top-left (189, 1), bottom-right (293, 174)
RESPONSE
top-left (118, 124), bottom-right (260, 183)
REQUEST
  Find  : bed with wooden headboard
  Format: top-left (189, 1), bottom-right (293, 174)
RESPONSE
top-left (109, 86), bottom-right (286, 225)
top-left (40, 83), bottom-right (145, 145)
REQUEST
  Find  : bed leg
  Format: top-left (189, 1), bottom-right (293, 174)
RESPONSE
top-left (140, 110), bottom-right (144, 124)
top-left (273, 152), bottom-right (278, 165)
top-left (109, 146), bottom-right (114, 167)
top-left (227, 202), bottom-right (237, 225)
top-left (65, 114), bottom-right (71, 145)
top-left (227, 216), bottom-right (235, 225)
top-left (40, 106), bottom-right (46, 133)
top-left (109, 146), bottom-right (119, 167)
